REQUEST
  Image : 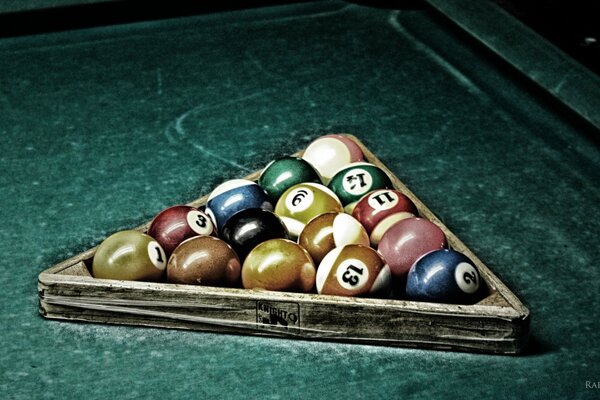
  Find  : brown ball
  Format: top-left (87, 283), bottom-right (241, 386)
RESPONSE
top-left (167, 236), bottom-right (241, 286)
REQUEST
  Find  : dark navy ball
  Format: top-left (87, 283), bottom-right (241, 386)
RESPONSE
top-left (206, 179), bottom-right (273, 234)
top-left (405, 249), bottom-right (482, 304)
top-left (221, 208), bottom-right (288, 261)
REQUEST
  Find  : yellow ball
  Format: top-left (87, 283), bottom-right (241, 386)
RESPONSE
top-left (274, 182), bottom-right (343, 238)
top-left (92, 230), bottom-right (167, 281)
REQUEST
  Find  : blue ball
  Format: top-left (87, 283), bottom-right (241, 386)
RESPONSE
top-left (405, 249), bottom-right (483, 304)
top-left (206, 179), bottom-right (273, 233)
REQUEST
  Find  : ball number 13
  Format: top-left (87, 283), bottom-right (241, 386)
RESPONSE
top-left (342, 264), bottom-right (364, 286)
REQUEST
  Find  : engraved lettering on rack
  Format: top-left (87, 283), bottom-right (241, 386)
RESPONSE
top-left (256, 300), bottom-right (300, 328)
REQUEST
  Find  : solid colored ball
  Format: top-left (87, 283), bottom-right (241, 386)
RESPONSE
top-left (221, 208), bottom-right (288, 261)
top-left (92, 230), bottom-right (167, 281)
top-left (327, 162), bottom-right (393, 213)
top-left (242, 239), bottom-right (316, 292)
top-left (406, 249), bottom-right (482, 304)
top-left (298, 212), bottom-right (369, 265)
top-left (167, 236), bottom-right (241, 286)
top-left (147, 205), bottom-right (215, 257)
top-left (258, 156), bottom-right (321, 202)
top-left (206, 179), bottom-right (273, 233)
top-left (352, 189), bottom-right (418, 246)
top-left (378, 217), bottom-right (448, 278)
top-left (316, 244), bottom-right (391, 297)
top-left (302, 134), bottom-right (363, 184)
top-left (274, 182), bottom-right (343, 238)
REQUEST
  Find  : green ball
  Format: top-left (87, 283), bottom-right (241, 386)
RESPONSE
top-left (258, 156), bottom-right (321, 202)
top-left (328, 162), bottom-right (393, 212)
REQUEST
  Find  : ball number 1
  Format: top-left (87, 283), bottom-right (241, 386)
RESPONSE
top-left (147, 241), bottom-right (167, 270)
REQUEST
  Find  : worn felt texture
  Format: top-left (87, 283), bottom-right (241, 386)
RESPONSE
top-left (1, 1), bottom-right (599, 399)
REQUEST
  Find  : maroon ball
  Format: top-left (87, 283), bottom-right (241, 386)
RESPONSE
top-left (377, 217), bottom-right (447, 278)
top-left (147, 205), bottom-right (215, 257)
top-left (352, 189), bottom-right (418, 246)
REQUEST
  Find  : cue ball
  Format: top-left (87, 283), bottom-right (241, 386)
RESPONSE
top-left (274, 182), bottom-right (343, 238)
top-left (327, 162), bottom-right (393, 213)
top-left (378, 217), bottom-right (447, 278)
top-left (352, 189), bottom-right (418, 246)
top-left (92, 230), bottom-right (167, 281)
top-left (406, 249), bottom-right (482, 304)
top-left (258, 156), bottom-right (321, 202)
top-left (242, 239), bottom-right (316, 292)
top-left (167, 236), bottom-right (241, 286)
top-left (298, 212), bottom-right (369, 265)
top-left (147, 205), bottom-right (215, 257)
top-left (316, 244), bottom-right (391, 297)
top-left (302, 134), bottom-right (363, 184)
top-left (206, 179), bottom-right (273, 233)
top-left (220, 208), bottom-right (288, 261)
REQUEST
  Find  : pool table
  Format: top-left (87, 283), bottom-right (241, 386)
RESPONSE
top-left (1, 1), bottom-right (599, 398)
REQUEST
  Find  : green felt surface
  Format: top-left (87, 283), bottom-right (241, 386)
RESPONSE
top-left (1, 1), bottom-right (599, 399)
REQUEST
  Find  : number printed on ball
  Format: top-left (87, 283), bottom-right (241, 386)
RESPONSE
top-left (186, 210), bottom-right (213, 235)
top-left (342, 168), bottom-right (373, 196)
top-left (284, 187), bottom-right (314, 212)
top-left (367, 190), bottom-right (399, 211)
top-left (454, 262), bottom-right (479, 294)
top-left (336, 259), bottom-right (369, 290)
top-left (147, 241), bottom-right (167, 270)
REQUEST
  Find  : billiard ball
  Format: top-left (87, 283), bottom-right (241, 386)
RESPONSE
top-left (220, 208), bottom-right (288, 261)
top-left (274, 182), bottom-right (343, 238)
top-left (258, 156), bottom-right (321, 202)
top-left (352, 189), bottom-right (418, 246)
top-left (327, 162), bottom-right (393, 213)
top-left (242, 238), bottom-right (316, 292)
top-left (167, 236), bottom-right (241, 286)
top-left (377, 217), bottom-right (447, 278)
top-left (302, 134), bottom-right (363, 184)
top-left (147, 205), bottom-right (215, 257)
top-left (406, 249), bottom-right (483, 304)
top-left (92, 230), bottom-right (167, 281)
top-left (298, 212), bottom-right (369, 265)
top-left (316, 244), bottom-right (391, 297)
top-left (206, 179), bottom-right (273, 233)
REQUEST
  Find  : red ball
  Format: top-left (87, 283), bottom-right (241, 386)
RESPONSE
top-left (147, 205), bottom-right (215, 257)
top-left (352, 189), bottom-right (418, 246)
top-left (377, 217), bottom-right (447, 278)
